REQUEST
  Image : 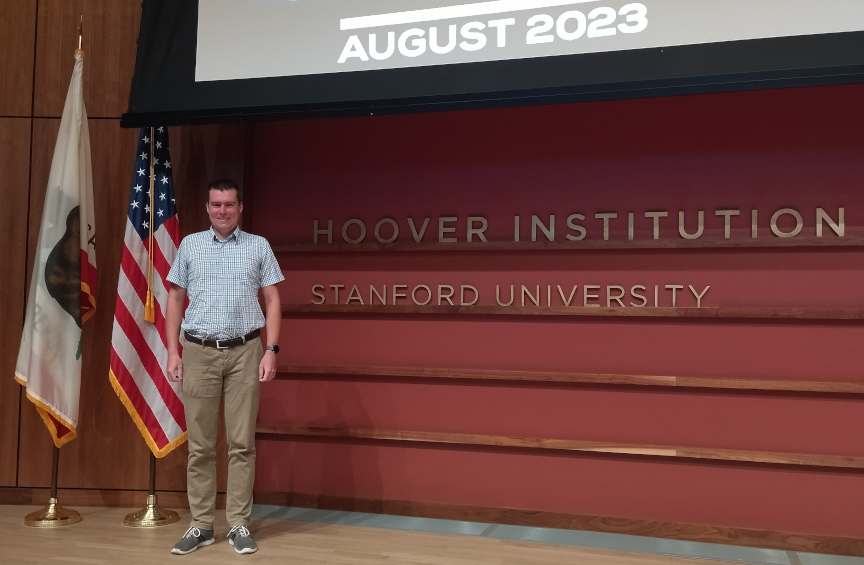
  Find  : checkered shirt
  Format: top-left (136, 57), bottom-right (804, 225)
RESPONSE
top-left (167, 227), bottom-right (284, 340)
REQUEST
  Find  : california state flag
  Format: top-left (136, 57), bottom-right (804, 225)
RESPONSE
top-left (15, 49), bottom-right (96, 448)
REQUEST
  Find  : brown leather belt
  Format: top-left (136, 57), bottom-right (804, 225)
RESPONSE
top-left (184, 329), bottom-right (260, 349)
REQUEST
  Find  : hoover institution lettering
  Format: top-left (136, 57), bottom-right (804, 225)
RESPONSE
top-left (311, 207), bottom-right (846, 245)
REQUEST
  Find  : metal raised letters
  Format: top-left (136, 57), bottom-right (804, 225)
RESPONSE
top-left (311, 207), bottom-right (847, 247)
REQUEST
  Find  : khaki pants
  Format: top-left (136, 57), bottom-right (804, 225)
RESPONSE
top-left (182, 337), bottom-right (262, 529)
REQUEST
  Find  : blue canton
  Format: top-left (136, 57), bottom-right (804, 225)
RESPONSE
top-left (129, 127), bottom-right (176, 237)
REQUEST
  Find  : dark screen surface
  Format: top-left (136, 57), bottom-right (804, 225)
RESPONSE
top-left (122, 0), bottom-right (864, 127)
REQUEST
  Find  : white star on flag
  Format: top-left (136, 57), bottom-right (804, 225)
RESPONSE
top-left (157, 126), bottom-right (164, 132)
top-left (156, 141), bottom-right (162, 149)
top-left (159, 193), bottom-right (166, 201)
top-left (154, 158), bottom-right (160, 166)
top-left (161, 175), bottom-right (169, 185)
top-left (143, 135), bottom-right (149, 144)
top-left (140, 152), bottom-right (148, 160)
top-left (157, 210), bottom-right (164, 217)
top-left (131, 201), bottom-right (139, 209)
top-left (137, 168), bottom-right (145, 176)
top-left (142, 221), bottom-right (149, 229)
top-left (145, 205), bottom-right (150, 213)
top-left (165, 161), bottom-right (171, 169)
top-left (133, 184), bottom-right (142, 192)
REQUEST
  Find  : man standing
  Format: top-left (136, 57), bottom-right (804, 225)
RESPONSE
top-left (165, 179), bottom-right (283, 555)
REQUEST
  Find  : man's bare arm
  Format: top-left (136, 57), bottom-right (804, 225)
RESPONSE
top-left (259, 285), bottom-right (281, 382)
top-left (165, 284), bottom-right (187, 382)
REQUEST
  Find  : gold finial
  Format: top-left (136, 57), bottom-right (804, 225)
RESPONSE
top-left (75, 15), bottom-right (84, 57)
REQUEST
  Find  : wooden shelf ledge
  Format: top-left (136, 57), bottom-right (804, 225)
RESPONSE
top-left (273, 235), bottom-right (864, 254)
top-left (275, 364), bottom-right (864, 394)
top-left (256, 425), bottom-right (864, 470)
top-left (283, 304), bottom-right (864, 321)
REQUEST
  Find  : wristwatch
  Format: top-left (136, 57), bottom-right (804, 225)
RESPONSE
top-left (265, 345), bottom-right (279, 354)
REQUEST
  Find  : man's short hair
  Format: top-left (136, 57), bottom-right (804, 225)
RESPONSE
top-left (208, 178), bottom-right (242, 202)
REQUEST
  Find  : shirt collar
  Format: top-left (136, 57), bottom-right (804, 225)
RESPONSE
top-left (210, 226), bottom-right (242, 243)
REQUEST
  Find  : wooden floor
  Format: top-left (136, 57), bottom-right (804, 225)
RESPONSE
top-left (1, 505), bottom-right (756, 565)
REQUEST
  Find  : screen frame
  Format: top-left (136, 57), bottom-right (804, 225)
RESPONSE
top-left (121, 0), bottom-right (864, 127)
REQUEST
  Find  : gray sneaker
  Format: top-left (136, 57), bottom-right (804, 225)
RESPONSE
top-left (171, 527), bottom-right (214, 555)
top-left (227, 525), bottom-right (258, 554)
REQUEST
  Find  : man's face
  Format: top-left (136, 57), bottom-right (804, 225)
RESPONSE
top-left (206, 188), bottom-right (243, 234)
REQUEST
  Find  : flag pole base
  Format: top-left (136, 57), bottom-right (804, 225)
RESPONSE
top-left (123, 494), bottom-right (180, 527)
top-left (24, 498), bottom-right (82, 527)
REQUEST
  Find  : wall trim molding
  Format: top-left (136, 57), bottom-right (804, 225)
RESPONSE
top-left (283, 304), bottom-right (864, 321)
top-left (252, 490), bottom-right (864, 557)
top-left (1, 486), bottom-right (860, 556)
top-left (276, 364), bottom-right (864, 395)
top-left (257, 425), bottom-right (864, 470)
top-left (0, 487), bottom-right (206, 509)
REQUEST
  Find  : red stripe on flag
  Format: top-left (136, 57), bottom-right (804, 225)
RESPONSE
top-left (110, 351), bottom-right (172, 448)
top-left (162, 216), bottom-right (180, 248)
top-left (114, 299), bottom-right (186, 426)
top-left (120, 244), bottom-right (148, 304)
top-left (151, 238), bottom-right (173, 282)
top-left (120, 245), bottom-right (168, 348)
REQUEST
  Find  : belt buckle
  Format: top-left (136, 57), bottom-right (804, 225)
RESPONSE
top-left (215, 339), bottom-right (228, 349)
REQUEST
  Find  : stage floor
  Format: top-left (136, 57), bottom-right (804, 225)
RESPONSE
top-left (1, 504), bottom-right (859, 565)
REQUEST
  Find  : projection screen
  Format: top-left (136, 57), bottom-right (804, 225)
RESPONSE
top-left (123, 0), bottom-right (864, 126)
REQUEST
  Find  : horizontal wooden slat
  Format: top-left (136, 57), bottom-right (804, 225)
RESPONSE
top-left (252, 491), bottom-right (864, 557)
top-left (273, 235), bottom-right (864, 254)
top-left (276, 364), bottom-right (864, 394)
top-left (283, 304), bottom-right (864, 321)
top-left (0, 487), bottom-right (206, 509)
top-left (675, 375), bottom-right (864, 393)
top-left (256, 425), bottom-right (864, 469)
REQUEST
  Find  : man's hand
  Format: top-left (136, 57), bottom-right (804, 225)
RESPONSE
top-left (166, 352), bottom-right (183, 383)
top-left (259, 350), bottom-right (277, 382)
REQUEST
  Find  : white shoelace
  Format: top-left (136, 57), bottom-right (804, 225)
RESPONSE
top-left (229, 525), bottom-right (251, 538)
top-left (183, 527), bottom-right (202, 539)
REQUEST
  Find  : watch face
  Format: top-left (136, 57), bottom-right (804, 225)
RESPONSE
top-left (268, 345), bottom-right (280, 354)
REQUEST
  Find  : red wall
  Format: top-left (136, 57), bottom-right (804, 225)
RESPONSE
top-left (252, 85), bottom-right (864, 538)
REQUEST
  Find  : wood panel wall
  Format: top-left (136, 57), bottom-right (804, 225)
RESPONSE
top-left (0, 0), bottom-right (37, 117)
top-left (0, 0), bottom-right (248, 496)
top-left (2, 2), bottom-right (858, 557)
top-left (0, 119), bottom-right (31, 486)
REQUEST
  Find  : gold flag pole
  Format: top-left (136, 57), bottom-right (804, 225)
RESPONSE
top-left (76, 15), bottom-right (83, 55)
top-left (123, 452), bottom-right (179, 527)
top-left (25, 16), bottom-right (86, 530)
top-left (24, 446), bottom-right (82, 527)
top-left (126, 126), bottom-right (178, 526)
top-left (144, 126), bottom-right (156, 322)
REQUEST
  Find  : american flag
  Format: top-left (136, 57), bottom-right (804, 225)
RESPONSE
top-left (109, 127), bottom-right (186, 457)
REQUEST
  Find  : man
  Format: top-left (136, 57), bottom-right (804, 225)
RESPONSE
top-left (165, 179), bottom-right (283, 555)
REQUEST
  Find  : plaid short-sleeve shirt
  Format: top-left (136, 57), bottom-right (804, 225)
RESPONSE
top-left (166, 227), bottom-right (284, 340)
